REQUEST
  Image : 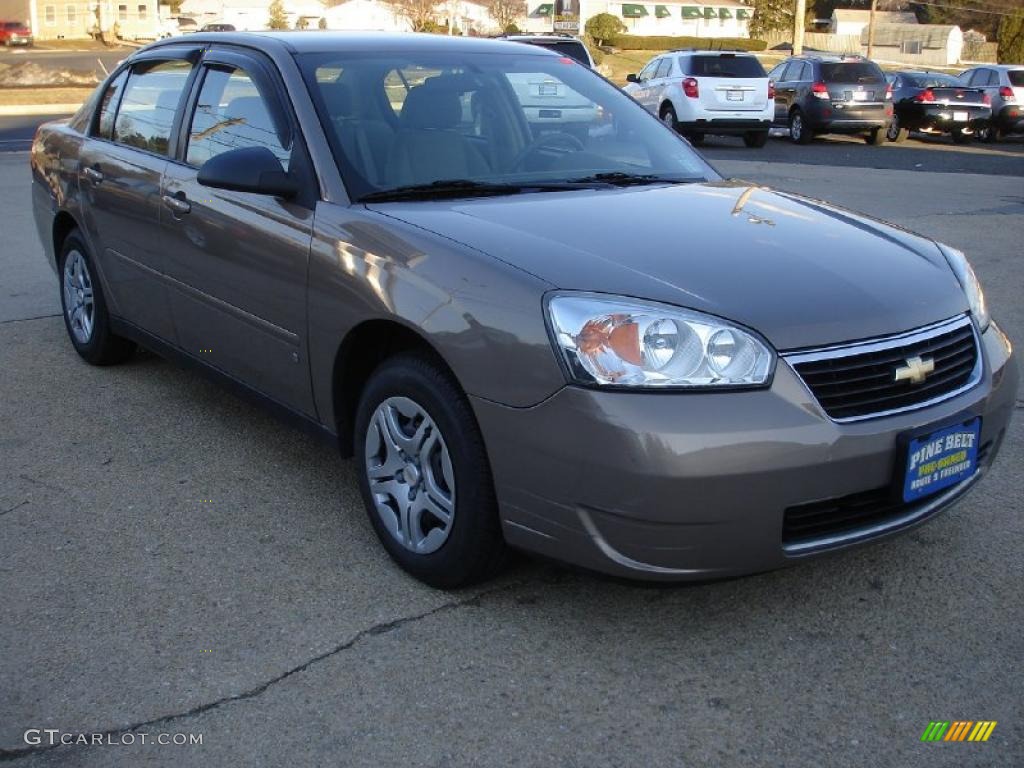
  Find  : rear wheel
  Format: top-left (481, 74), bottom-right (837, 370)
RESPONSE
top-left (886, 116), bottom-right (908, 142)
top-left (58, 230), bottom-right (135, 365)
top-left (743, 131), bottom-right (769, 148)
top-left (354, 353), bottom-right (506, 588)
top-left (865, 127), bottom-right (885, 145)
top-left (789, 109), bottom-right (812, 145)
top-left (659, 103), bottom-right (678, 133)
top-left (951, 127), bottom-right (972, 145)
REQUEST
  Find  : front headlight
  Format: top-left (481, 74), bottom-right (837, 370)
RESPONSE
top-left (546, 294), bottom-right (774, 388)
top-left (939, 245), bottom-right (990, 331)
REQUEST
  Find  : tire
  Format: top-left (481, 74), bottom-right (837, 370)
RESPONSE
top-left (789, 109), bottom-right (812, 145)
top-left (353, 353), bottom-right (506, 588)
top-left (743, 131), bottom-right (769, 148)
top-left (976, 123), bottom-right (1000, 143)
top-left (58, 230), bottom-right (135, 366)
top-left (865, 127), bottom-right (885, 145)
top-left (886, 116), bottom-right (908, 143)
top-left (659, 103), bottom-right (678, 133)
top-left (951, 127), bottom-right (971, 145)
top-left (686, 132), bottom-right (705, 146)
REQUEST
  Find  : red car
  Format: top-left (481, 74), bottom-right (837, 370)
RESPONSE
top-left (0, 20), bottom-right (33, 46)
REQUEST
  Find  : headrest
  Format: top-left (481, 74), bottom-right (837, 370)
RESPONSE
top-left (400, 84), bottom-right (461, 130)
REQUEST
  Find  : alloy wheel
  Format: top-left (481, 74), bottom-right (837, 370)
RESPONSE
top-left (886, 117), bottom-right (900, 141)
top-left (63, 249), bottom-right (94, 344)
top-left (790, 114), bottom-right (802, 141)
top-left (364, 396), bottom-right (456, 555)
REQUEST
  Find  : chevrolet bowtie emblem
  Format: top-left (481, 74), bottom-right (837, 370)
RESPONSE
top-left (895, 355), bottom-right (935, 385)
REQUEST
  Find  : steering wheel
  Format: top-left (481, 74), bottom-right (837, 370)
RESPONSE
top-left (509, 131), bottom-right (586, 172)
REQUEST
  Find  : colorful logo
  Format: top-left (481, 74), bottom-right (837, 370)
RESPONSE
top-left (921, 721), bottom-right (997, 742)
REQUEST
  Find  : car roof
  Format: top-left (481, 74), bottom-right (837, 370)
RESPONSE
top-left (142, 30), bottom-right (559, 57)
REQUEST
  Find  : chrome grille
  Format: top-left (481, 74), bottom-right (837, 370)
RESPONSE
top-left (786, 316), bottom-right (980, 422)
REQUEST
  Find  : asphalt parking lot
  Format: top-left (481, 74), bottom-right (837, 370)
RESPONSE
top-left (1, 135), bottom-right (1022, 767)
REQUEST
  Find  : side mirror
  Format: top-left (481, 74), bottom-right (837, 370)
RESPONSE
top-left (626, 73), bottom-right (639, 84)
top-left (197, 146), bottom-right (299, 198)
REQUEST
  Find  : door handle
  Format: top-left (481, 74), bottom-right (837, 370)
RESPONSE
top-left (162, 193), bottom-right (191, 215)
top-left (83, 166), bottom-right (103, 184)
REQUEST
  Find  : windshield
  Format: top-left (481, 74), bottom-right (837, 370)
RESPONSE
top-left (520, 40), bottom-right (591, 66)
top-left (298, 50), bottom-right (714, 202)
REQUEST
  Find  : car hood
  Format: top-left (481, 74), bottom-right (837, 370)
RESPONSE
top-left (370, 180), bottom-right (968, 351)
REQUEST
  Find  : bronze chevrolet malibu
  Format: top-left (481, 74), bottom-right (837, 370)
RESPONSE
top-left (31, 33), bottom-right (1018, 587)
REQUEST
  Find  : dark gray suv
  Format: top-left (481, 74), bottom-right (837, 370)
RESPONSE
top-left (768, 55), bottom-right (892, 144)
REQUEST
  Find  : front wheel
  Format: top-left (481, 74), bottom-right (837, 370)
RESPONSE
top-left (58, 230), bottom-right (135, 365)
top-left (865, 127), bottom-right (885, 145)
top-left (354, 353), bottom-right (506, 588)
top-left (743, 131), bottom-right (769, 148)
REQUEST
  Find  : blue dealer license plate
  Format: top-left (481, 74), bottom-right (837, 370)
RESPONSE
top-left (902, 418), bottom-right (980, 503)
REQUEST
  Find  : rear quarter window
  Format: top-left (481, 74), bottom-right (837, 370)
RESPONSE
top-left (820, 62), bottom-right (884, 84)
top-left (683, 55), bottom-right (766, 78)
top-left (1009, 70), bottom-right (1024, 87)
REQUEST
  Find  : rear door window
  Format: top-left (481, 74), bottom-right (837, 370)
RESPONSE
top-left (113, 59), bottom-right (193, 155)
top-left (820, 62), bottom-right (884, 84)
top-left (687, 55), bottom-right (765, 78)
top-left (95, 69), bottom-right (128, 139)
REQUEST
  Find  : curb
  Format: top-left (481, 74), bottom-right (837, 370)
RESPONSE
top-left (0, 103), bottom-right (81, 116)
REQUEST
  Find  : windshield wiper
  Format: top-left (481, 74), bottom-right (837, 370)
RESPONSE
top-left (358, 179), bottom-right (583, 203)
top-left (566, 172), bottom-right (701, 187)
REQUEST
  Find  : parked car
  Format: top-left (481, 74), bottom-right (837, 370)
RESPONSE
top-left (496, 33), bottom-right (595, 68)
top-left (199, 22), bottom-right (235, 32)
top-left (886, 71), bottom-right (990, 144)
top-left (624, 50), bottom-right (773, 147)
top-left (767, 54), bottom-right (892, 145)
top-left (958, 65), bottom-right (1024, 142)
top-left (499, 34), bottom-right (599, 140)
top-left (0, 20), bottom-right (32, 46)
top-left (31, 33), bottom-right (1017, 588)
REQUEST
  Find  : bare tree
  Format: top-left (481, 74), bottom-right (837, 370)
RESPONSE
top-left (486, 0), bottom-right (525, 33)
top-left (392, 0), bottom-right (440, 32)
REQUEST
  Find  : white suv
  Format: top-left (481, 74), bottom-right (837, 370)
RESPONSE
top-left (624, 50), bottom-right (774, 147)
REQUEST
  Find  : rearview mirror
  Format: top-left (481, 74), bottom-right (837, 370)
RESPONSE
top-left (197, 146), bottom-right (299, 198)
top-left (626, 73), bottom-right (639, 84)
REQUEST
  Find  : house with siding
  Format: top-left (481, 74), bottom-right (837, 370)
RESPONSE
top-left (862, 23), bottom-right (963, 66)
top-left (830, 9), bottom-right (916, 36)
top-left (0, 0), bottom-right (162, 39)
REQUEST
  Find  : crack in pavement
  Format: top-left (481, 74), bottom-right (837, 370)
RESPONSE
top-left (0, 314), bottom-right (61, 326)
top-left (0, 577), bottom-right (531, 762)
top-left (0, 501), bottom-right (29, 517)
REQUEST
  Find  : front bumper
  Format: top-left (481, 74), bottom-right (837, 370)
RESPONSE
top-left (473, 323), bottom-right (1017, 580)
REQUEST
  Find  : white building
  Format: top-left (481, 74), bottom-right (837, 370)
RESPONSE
top-left (180, 0), bottom-right (323, 29)
top-left (523, 0), bottom-right (753, 39)
top-left (830, 9), bottom-right (916, 36)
